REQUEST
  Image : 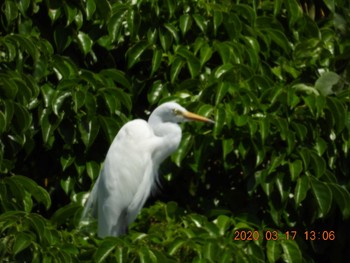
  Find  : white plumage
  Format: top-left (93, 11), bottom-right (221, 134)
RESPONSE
top-left (81, 102), bottom-right (213, 237)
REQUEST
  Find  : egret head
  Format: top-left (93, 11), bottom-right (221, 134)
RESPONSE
top-left (149, 102), bottom-right (214, 124)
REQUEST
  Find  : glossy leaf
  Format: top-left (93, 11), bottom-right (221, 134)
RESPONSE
top-left (213, 105), bottom-right (225, 138)
top-left (193, 14), bottom-right (207, 33)
top-left (179, 14), bottom-right (192, 36)
top-left (170, 56), bottom-right (185, 83)
top-left (267, 240), bottom-right (282, 263)
top-left (281, 240), bottom-right (302, 263)
top-left (213, 11), bottom-right (223, 35)
top-left (294, 175), bottom-right (309, 206)
top-left (94, 238), bottom-right (118, 263)
top-left (126, 41), bottom-right (150, 69)
top-left (329, 183), bottom-right (350, 219)
top-left (172, 132), bottom-right (192, 166)
top-left (151, 48), bottom-right (163, 76)
top-left (86, 161), bottom-right (100, 180)
top-left (148, 80), bottom-right (165, 105)
top-left (9, 175), bottom-right (51, 210)
top-left (289, 160), bottom-right (303, 181)
top-left (13, 232), bottom-right (34, 255)
top-left (310, 177), bottom-right (332, 218)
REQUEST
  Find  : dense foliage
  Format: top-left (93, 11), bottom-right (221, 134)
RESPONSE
top-left (1, 0), bottom-right (349, 262)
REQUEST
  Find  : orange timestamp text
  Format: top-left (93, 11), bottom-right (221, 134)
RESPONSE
top-left (234, 230), bottom-right (335, 241)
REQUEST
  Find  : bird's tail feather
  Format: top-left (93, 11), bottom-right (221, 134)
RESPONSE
top-left (79, 177), bottom-right (99, 229)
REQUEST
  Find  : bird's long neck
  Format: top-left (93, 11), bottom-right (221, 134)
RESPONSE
top-left (149, 117), bottom-right (182, 163)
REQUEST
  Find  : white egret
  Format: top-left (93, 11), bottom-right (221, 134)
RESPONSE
top-left (81, 102), bottom-right (214, 238)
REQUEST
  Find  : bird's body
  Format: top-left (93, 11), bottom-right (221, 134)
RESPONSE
top-left (81, 102), bottom-right (213, 237)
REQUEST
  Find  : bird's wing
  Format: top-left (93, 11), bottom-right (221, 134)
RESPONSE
top-left (94, 119), bottom-right (162, 237)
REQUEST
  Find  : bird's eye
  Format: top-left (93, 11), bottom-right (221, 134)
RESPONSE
top-left (172, 108), bottom-right (181, 115)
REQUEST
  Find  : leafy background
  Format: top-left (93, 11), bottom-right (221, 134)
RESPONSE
top-left (0, 0), bottom-right (349, 262)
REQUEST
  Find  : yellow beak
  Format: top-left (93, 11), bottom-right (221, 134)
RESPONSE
top-left (182, 111), bottom-right (215, 124)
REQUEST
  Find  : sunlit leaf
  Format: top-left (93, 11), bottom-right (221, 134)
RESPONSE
top-left (126, 41), bottom-right (150, 69)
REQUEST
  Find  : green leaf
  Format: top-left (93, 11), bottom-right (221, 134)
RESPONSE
top-left (179, 14), bottom-right (192, 36)
top-left (60, 176), bottom-right (74, 195)
top-left (95, 0), bottom-right (111, 22)
top-left (148, 80), bottom-right (165, 105)
top-left (151, 48), bottom-right (162, 76)
top-left (214, 63), bottom-right (234, 79)
top-left (51, 202), bottom-right (81, 226)
top-left (164, 23), bottom-right (179, 44)
top-left (176, 47), bottom-right (200, 78)
top-left (2, 100), bottom-right (14, 131)
top-left (127, 8), bottom-right (140, 40)
top-left (10, 176), bottom-right (51, 210)
top-left (266, 28), bottom-right (292, 54)
top-left (52, 90), bottom-right (71, 116)
top-left (243, 36), bottom-right (260, 68)
top-left (108, 9), bottom-right (127, 43)
top-left (213, 11), bottom-right (223, 36)
top-left (172, 132), bottom-right (193, 166)
top-left (329, 183), bottom-right (350, 219)
top-left (258, 117), bottom-right (270, 143)
top-left (298, 148), bottom-right (310, 170)
top-left (291, 122), bottom-right (307, 141)
top-left (294, 175), bottom-right (309, 206)
top-left (86, 161), bottom-right (100, 180)
top-left (77, 31), bottom-right (93, 55)
top-left (53, 25), bottom-right (72, 53)
top-left (193, 14), bottom-right (207, 33)
top-left (13, 232), bottom-right (34, 255)
top-left (222, 139), bottom-right (234, 159)
top-left (4, 0), bottom-right (18, 24)
top-left (314, 137), bottom-right (327, 156)
top-left (94, 238), bottom-right (119, 263)
top-left (126, 41), bottom-right (150, 69)
top-left (170, 56), bottom-right (185, 83)
top-left (214, 42), bottom-right (231, 64)
top-left (79, 117), bottom-right (100, 149)
top-left (289, 160), bottom-right (303, 181)
top-left (281, 240), bottom-right (302, 263)
top-left (267, 240), bottom-right (282, 263)
top-left (13, 102), bottom-right (31, 133)
top-left (159, 28), bottom-right (172, 52)
top-left (273, 0), bottom-right (283, 16)
top-left (310, 177), bottom-right (332, 218)
top-left (326, 96), bottom-right (346, 134)
top-left (199, 43), bottom-right (213, 67)
top-left (85, 0), bottom-right (96, 20)
top-left (165, 0), bottom-right (175, 18)
top-left (63, 3), bottom-right (77, 26)
top-left (309, 151), bottom-right (326, 178)
top-left (53, 56), bottom-right (78, 79)
top-left (213, 105), bottom-right (225, 138)
top-left (285, 0), bottom-right (303, 26)
top-left (214, 215), bottom-right (230, 236)
top-left (60, 154), bottom-right (75, 171)
top-left (168, 238), bottom-right (186, 256)
top-left (99, 116), bottom-right (120, 144)
top-left (100, 69), bottom-right (131, 90)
